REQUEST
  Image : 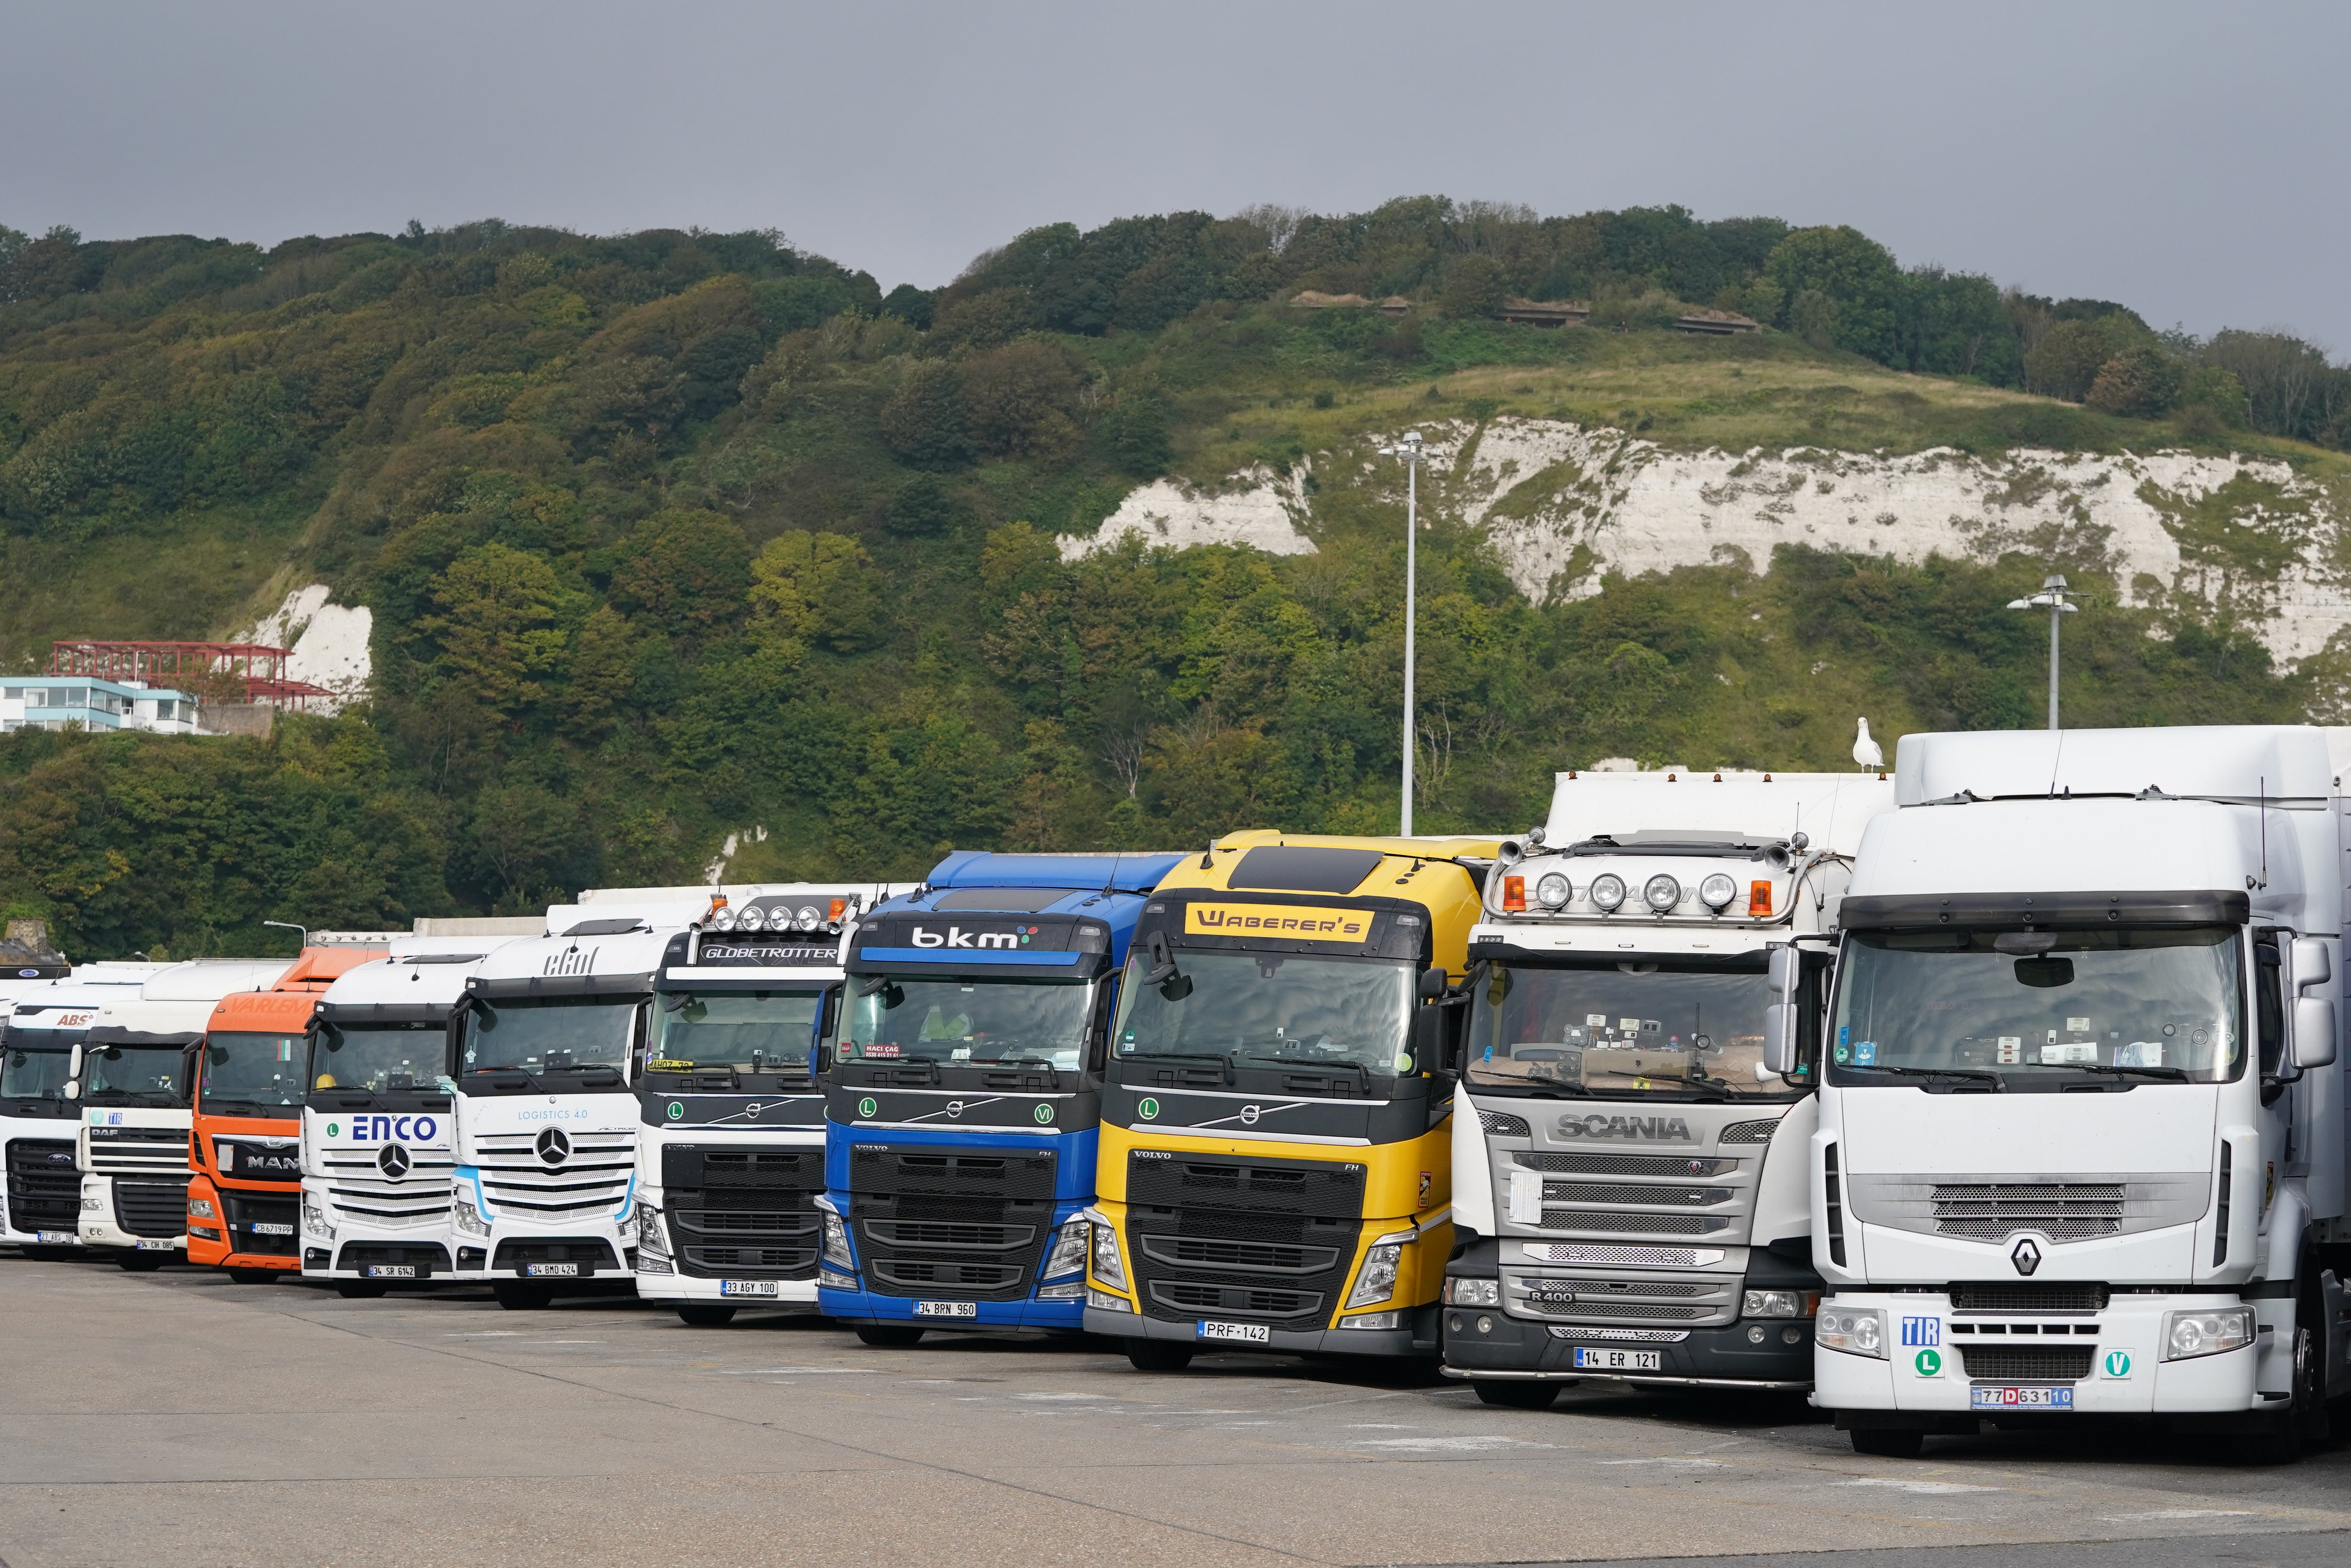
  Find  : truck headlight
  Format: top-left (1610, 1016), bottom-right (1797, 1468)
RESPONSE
top-left (1087, 1287), bottom-right (1133, 1313)
top-left (636, 1204), bottom-right (668, 1259)
top-left (2163, 1307), bottom-right (2254, 1360)
top-left (1089, 1220), bottom-right (1126, 1289)
top-left (1444, 1276), bottom-right (1499, 1307)
top-left (188, 1199), bottom-right (216, 1219)
top-left (1743, 1289), bottom-right (1820, 1319)
top-left (1535, 873), bottom-right (1572, 909)
top-left (1339, 1310), bottom-right (1403, 1329)
top-left (1589, 874), bottom-right (1626, 912)
top-left (302, 1196), bottom-right (334, 1243)
top-left (1345, 1232), bottom-right (1413, 1309)
top-left (1040, 1219), bottom-right (1088, 1280)
top-left (453, 1196), bottom-right (489, 1237)
top-left (1700, 874), bottom-right (1739, 911)
top-left (817, 1268), bottom-right (857, 1290)
top-left (190, 1226), bottom-right (221, 1241)
top-left (81, 1196), bottom-right (103, 1212)
top-left (1815, 1305), bottom-right (1885, 1358)
top-left (821, 1212), bottom-right (853, 1269)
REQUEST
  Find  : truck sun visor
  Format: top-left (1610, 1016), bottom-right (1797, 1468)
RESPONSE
top-left (1839, 890), bottom-right (2251, 930)
top-left (1225, 846), bottom-right (1386, 893)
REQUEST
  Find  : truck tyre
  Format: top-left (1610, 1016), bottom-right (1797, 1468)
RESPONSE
top-left (337, 1283), bottom-right (387, 1299)
top-left (854, 1325), bottom-right (926, 1347)
top-left (494, 1282), bottom-right (555, 1311)
top-left (116, 1253), bottom-right (165, 1273)
top-left (1125, 1341), bottom-right (1193, 1372)
top-left (228, 1269), bottom-right (279, 1285)
top-left (1473, 1380), bottom-right (1560, 1410)
top-left (678, 1305), bottom-right (737, 1328)
top-left (1849, 1428), bottom-right (1925, 1459)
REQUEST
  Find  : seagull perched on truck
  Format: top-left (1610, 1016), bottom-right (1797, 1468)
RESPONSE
top-left (1852, 717), bottom-right (1883, 771)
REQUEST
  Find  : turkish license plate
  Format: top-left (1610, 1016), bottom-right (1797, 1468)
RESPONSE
top-left (1971, 1384), bottom-right (2074, 1409)
top-left (1197, 1319), bottom-right (1272, 1344)
top-left (365, 1265), bottom-right (417, 1279)
top-left (251, 1222), bottom-right (294, 1236)
top-left (913, 1300), bottom-right (977, 1318)
top-left (1573, 1347), bottom-right (1664, 1372)
top-left (720, 1279), bottom-right (780, 1297)
top-left (525, 1262), bottom-right (580, 1278)
top-left (135, 1238), bottom-right (177, 1251)
top-left (35, 1230), bottom-right (73, 1244)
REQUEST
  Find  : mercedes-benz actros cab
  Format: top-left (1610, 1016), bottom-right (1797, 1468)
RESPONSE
top-left (635, 883), bottom-right (909, 1326)
top-left (1084, 832), bottom-right (1499, 1372)
top-left (4, 968), bottom-right (156, 1255)
top-left (71, 960), bottom-right (289, 1269)
top-left (1812, 725), bottom-right (2351, 1462)
top-left (189, 945), bottom-right (388, 1282)
top-left (817, 853), bottom-right (1184, 1346)
top-left (1443, 768), bottom-right (1894, 1406)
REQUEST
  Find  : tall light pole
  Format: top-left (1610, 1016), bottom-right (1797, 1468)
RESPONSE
top-left (1379, 431), bottom-right (1427, 836)
top-left (2006, 573), bottom-right (2079, 730)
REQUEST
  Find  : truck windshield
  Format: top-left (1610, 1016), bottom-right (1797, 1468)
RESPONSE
top-left (201, 1031), bottom-right (308, 1110)
top-left (654, 990), bottom-right (823, 1072)
top-left (2, 1042), bottom-right (73, 1099)
top-left (83, 1044), bottom-right (190, 1103)
top-left (1112, 953), bottom-right (1412, 1076)
top-left (312, 1021), bottom-right (450, 1093)
top-left (833, 978), bottom-right (1092, 1069)
top-left (1464, 961), bottom-right (1787, 1100)
top-left (1830, 926), bottom-right (2244, 1085)
top-left (459, 996), bottom-right (636, 1077)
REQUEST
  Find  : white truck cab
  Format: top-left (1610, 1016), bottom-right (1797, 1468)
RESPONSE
top-left (3, 969), bottom-right (153, 1253)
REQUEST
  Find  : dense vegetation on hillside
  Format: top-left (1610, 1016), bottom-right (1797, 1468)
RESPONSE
top-left (0, 201), bottom-right (2332, 958)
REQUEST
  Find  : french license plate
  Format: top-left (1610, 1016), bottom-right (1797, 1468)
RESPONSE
top-left (720, 1280), bottom-right (780, 1297)
top-left (1197, 1319), bottom-right (1272, 1344)
top-left (135, 1238), bottom-right (176, 1251)
top-left (914, 1300), bottom-right (977, 1318)
top-left (1573, 1347), bottom-right (1664, 1372)
top-left (525, 1262), bottom-right (580, 1278)
top-left (251, 1222), bottom-right (294, 1236)
top-left (1971, 1384), bottom-right (2074, 1409)
top-left (365, 1265), bottom-right (417, 1279)
top-left (35, 1230), bottom-right (73, 1244)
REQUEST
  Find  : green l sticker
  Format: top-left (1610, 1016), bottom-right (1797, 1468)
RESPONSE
top-left (1137, 1096), bottom-right (1160, 1121)
top-left (667, 1101), bottom-right (684, 1121)
top-left (857, 1096), bottom-right (879, 1118)
top-left (1914, 1347), bottom-right (1942, 1377)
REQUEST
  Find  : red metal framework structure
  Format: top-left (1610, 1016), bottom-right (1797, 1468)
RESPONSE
top-left (47, 641), bottom-right (334, 708)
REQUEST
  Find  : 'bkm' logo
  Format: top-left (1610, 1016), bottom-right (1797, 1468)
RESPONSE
top-left (377, 1144), bottom-right (412, 1180)
top-left (909, 926), bottom-right (1020, 949)
top-left (535, 1127), bottom-right (571, 1165)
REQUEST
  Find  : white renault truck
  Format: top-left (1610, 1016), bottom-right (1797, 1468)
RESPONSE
top-left (3, 968), bottom-right (158, 1254)
top-left (633, 883), bottom-right (909, 1325)
top-left (1809, 725), bottom-right (2351, 1462)
top-left (72, 959), bottom-right (288, 1268)
top-left (1444, 767), bottom-right (1895, 1404)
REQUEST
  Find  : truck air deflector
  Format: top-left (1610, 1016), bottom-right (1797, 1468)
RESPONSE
top-left (465, 974), bottom-right (654, 1000)
top-left (1839, 890), bottom-right (2250, 930)
top-left (1226, 846), bottom-right (1387, 893)
top-left (855, 949), bottom-right (1084, 967)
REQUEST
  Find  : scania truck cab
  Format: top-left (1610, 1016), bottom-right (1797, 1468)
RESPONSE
top-left (1812, 726), bottom-right (2351, 1462)
top-left (73, 960), bottom-right (288, 1269)
top-left (1084, 832), bottom-right (1500, 1372)
top-left (455, 894), bottom-right (708, 1309)
top-left (817, 852), bottom-right (1184, 1346)
top-left (190, 945), bottom-right (387, 1282)
top-left (1444, 768), bottom-right (1894, 1406)
top-left (302, 936), bottom-right (524, 1297)
top-left (635, 883), bottom-right (910, 1326)
top-left (4, 969), bottom-right (156, 1255)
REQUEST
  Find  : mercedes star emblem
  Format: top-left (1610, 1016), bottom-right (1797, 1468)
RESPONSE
top-left (377, 1144), bottom-right (412, 1180)
top-left (2010, 1237), bottom-right (2043, 1276)
top-left (535, 1126), bottom-right (571, 1165)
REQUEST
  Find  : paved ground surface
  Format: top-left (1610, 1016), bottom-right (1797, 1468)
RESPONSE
top-left (0, 1254), bottom-right (2345, 1568)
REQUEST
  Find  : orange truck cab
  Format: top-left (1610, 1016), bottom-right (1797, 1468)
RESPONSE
top-left (188, 946), bottom-right (387, 1279)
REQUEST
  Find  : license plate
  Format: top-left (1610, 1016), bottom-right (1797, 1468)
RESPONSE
top-left (250, 1222), bottom-right (294, 1236)
top-left (1197, 1319), bottom-right (1272, 1344)
top-left (913, 1300), bottom-right (977, 1318)
top-left (1971, 1384), bottom-right (2074, 1409)
top-left (1572, 1347), bottom-right (1664, 1371)
top-left (35, 1231), bottom-right (73, 1244)
top-left (720, 1280), bottom-right (780, 1297)
top-left (365, 1265), bottom-right (417, 1279)
top-left (525, 1263), bottom-right (580, 1278)
top-left (135, 1238), bottom-right (177, 1251)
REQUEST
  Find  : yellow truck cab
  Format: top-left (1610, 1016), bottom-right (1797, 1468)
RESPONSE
top-left (1082, 831), bottom-right (1499, 1371)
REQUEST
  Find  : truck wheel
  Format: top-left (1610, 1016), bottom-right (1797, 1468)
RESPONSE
top-left (494, 1282), bottom-right (554, 1311)
top-left (1125, 1341), bottom-right (1194, 1372)
top-left (1473, 1380), bottom-right (1560, 1410)
top-left (2293, 1319), bottom-right (2331, 1444)
top-left (1849, 1428), bottom-right (1925, 1459)
top-left (855, 1325), bottom-right (926, 1347)
top-left (678, 1305), bottom-right (738, 1328)
top-left (228, 1269), bottom-right (280, 1285)
top-left (337, 1283), bottom-right (387, 1299)
top-left (116, 1253), bottom-right (165, 1273)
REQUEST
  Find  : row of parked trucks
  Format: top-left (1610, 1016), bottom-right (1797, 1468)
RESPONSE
top-left (2, 723), bottom-right (2347, 1460)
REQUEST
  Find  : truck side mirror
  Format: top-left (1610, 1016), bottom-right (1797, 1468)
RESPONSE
top-left (1408, 1006), bottom-right (1441, 1073)
top-left (1418, 965), bottom-right (1448, 1001)
top-left (2292, 937), bottom-right (2332, 992)
top-left (61, 1078), bottom-right (79, 1101)
top-left (1762, 1003), bottom-right (1799, 1077)
top-left (1767, 944), bottom-right (1798, 1000)
top-left (2293, 997), bottom-right (2338, 1071)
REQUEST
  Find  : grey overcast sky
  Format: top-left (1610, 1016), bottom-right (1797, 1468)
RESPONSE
top-left (5, 1), bottom-right (2347, 347)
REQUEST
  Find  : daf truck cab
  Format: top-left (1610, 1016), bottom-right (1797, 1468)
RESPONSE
top-left (817, 853), bottom-right (1184, 1346)
top-left (1444, 768), bottom-right (1894, 1406)
top-left (302, 936), bottom-right (525, 1297)
top-left (635, 883), bottom-right (910, 1326)
top-left (1812, 726), bottom-right (2351, 1462)
top-left (1084, 832), bottom-right (1500, 1372)
top-left (189, 946), bottom-right (388, 1282)
top-left (72, 960), bottom-right (290, 1269)
top-left (455, 895), bottom-right (708, 1309)
top-left (3, 969), bottom-right (156, 1255)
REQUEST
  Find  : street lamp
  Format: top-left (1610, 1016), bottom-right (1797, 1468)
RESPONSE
top-left (1378, 430), bottom-right (1428, 835)
top-left (2006, 573), bottom-right (2079, 730)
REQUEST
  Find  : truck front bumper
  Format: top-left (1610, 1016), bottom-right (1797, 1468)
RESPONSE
top-left (1441, 1308), bottom-right (1814, 1388)
top-left (824, 1285), bottom-right (1085, 1331)
top-left (78, 1176), bottom-right (183, 1254)
top-left (1085, 1303), bottom-right (1434, 1359)
top-left (639, 1270), bottom-right (820, 1307)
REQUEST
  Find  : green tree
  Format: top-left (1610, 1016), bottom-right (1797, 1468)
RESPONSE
top-left (1765, 226), bottom-right (1902, 360)
top-left (877, 359), bottom-right (973, 468)
top-left (748, 532), bottom-right (884, 658)
top-left (416, 544), bottom-right (569, 717)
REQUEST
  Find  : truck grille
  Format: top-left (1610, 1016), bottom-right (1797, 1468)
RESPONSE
top-left (84, 1126), bottom-right (190, 1177)
top-left (1933, 1183), bottom-right (2124, 1241)
top-left (222, 1192), bottom-right (299, 1256)
top-left (113, 1181), bottom-right (187, 1238)
top-left (1951, 1282), bottom-right (2108, 1314)
top-left (1961, 1344), bottom-right (2095, 1381)
top-left (1540, 1209), bottom-right (1730, 1235)
top-left (1506, 1269), bottom-right (1737, 1328)
top-left (1126, 1152), bottom-right (1364, 1327)
top-left (336, 1241), bottom-right (452, 1275)
top-left (847, 1145), bottom-right (1058, 1301)
top-left (473, 1131), bottom-right (635, 1220)
top-left (1509, 1147), bottom-right (1754, 1244)
top-left (324, 1147), bottom-right (456, 1225)
top-left (1515, 1151), bottom-right (1737, 1178)
top-left (6, 1138), bottom-right (81, 1231)
top-left (658, 1148), bottom-right (822, 1277)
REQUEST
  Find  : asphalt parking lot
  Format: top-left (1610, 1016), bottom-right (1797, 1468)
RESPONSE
top-left (0, 1255), bottom-right (2346, 1568)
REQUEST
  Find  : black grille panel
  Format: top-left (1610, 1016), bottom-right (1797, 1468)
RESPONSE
top-left (664, 1150), bottom-right (822, 1279)
top-left (850, 1194), bottom-right (1051, 1301)
top-left (1141, 1235), bottom-right (1341, 1273)
top-left (1127, 1153), bottom-right (1364, 1217)
top-left (1516, 1152), bottom-right (1737, 1177)
top-left (113, 1181), bottom-right (186, 1238)
top-left (6, 1138), bottom-right (81, 1231)
top-left (1951, 1282), bottom-right (2109, 1314)
top-left (222, 1192), bottom-right (299, 1257)
top-left (1125, 1152), bottom-right (1364, 1326)
top-left (850, 1145), bottom-right (1056, 1200)
top-left (1961, 1344), bottom-right (2095, 1381)
top-left (1538, 1208), bottom-right (1729, 1235)
top-left (336, 1241), bottom-right (453, 1274)
top-left (1150, 1281), bottom-right (1324, 1317)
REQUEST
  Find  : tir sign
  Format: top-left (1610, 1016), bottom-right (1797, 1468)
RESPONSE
top-left (1748, 881), bottom-right (1773, 917)
top-left (1502, 875), bottom-right (1527, 912)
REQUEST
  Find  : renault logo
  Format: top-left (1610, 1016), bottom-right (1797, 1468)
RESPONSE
top-left (377, 1144), bottom-right (412, 1180)
top-left (2010, 1237), bottom-right (2043, 1276)
top-left (535, 1127), bottom-right (571, 1165)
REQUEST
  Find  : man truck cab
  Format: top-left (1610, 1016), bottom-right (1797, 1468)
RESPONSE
top-left (3, 969), bottom-right (158, 1255)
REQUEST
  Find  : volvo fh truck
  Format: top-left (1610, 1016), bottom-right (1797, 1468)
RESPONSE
top-left (1443, 768), bottom-right (1895, 1406)
top-left (189, 945), bottom-right (388, 1282)
top-left (302, 935), bottom-right (530, 1296)
top-left (636, 883), bottom-right (910, 1326)
top-left (817, 853), bottom-right (1184, 1345)
top-left (1083, 832), bottom-right (1500, 1371)
top-left (72, 960), bottom-right (289, 1269)
top-left (3, 968), bottom-right (157, 1255)
top-left (1811, 725), bottom-right (2351, 1462)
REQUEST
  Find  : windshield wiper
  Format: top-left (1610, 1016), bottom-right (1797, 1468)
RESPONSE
top-left (2016, 1061), bottom-right (2190, 1083)
top-left (1843, 1063), bottom-right (2005, 1090)
top-left (1471, 1079), bottom-right (1596, 1098)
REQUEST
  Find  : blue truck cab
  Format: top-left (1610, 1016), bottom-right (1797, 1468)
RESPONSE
top-left (815, 851), bottom-right (1184, 1344)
